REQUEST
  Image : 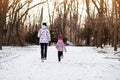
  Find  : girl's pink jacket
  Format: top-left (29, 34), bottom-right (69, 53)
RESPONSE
top-left (56, 40), bottom-right (66, 52)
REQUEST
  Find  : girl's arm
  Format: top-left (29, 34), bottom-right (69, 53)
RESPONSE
top-left (56, 42), bottom-right (59, 49)
top-left (63, 43), bottom-right (67, 52)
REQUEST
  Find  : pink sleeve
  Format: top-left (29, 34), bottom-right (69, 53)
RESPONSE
top-left (62, 42), bottom-right (66, 51)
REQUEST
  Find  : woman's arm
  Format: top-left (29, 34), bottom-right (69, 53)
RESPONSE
top-left (37, 30), bottom-right (41, 38)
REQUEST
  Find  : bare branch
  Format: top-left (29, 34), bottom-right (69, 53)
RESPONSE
top-left (18, 0), bottom-right (47, 22)
top-left (91, 0), bottom-right (99, 12)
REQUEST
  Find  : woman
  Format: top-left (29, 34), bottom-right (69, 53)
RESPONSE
top-left (37, 23), bottom-right (51, 62)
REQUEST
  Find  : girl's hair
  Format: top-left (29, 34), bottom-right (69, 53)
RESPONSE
top-left (42, 23), bottom-right (47, 26)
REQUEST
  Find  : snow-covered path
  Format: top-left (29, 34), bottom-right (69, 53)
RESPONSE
top-left (0, 46), bottom-right (120, 80)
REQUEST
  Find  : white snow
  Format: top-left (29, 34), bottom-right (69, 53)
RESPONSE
top-left (0, 45), bottom-right (120, 80)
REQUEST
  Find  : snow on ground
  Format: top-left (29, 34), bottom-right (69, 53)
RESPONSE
top-left (0, 45), bottom-right (120, 80)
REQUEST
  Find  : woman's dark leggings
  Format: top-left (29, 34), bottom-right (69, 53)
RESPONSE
top-left (40, 43), bottom-right (48, 59)
top-left (58, 51), bottom-right (63, 61)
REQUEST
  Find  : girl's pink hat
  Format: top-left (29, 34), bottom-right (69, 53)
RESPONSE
top-left (58, 36), bottom-right (63, 40)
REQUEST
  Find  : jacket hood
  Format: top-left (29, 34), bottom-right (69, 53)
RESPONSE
top-left (58, 39), bottom-right (63, 43)
top-left (42, 25), bottom-right (47, 29)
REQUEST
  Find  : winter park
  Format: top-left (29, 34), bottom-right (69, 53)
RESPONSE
top-left (0, 0), bottom-right (120, 80)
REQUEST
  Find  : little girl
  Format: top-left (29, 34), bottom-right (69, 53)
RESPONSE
top-left (56, 36), bottom-right (67, 62)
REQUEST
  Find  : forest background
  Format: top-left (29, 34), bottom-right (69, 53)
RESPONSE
top-left (0, 0), bottom-right (120, 51)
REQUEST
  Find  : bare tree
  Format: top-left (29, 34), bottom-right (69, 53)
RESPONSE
top-left (0, 0), bottom-right (8, 50)
top-left (5, 0), bottom-right (47, 46)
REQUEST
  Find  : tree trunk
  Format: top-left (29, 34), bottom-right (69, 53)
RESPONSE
top-left (114, 27), bottom-right (117, 51)
top-left (63, 0), bottom-right (67, 36)
top-left (113, 0), bottom-right (119, 51)
top-left (0, 0), bottom-right (3, 49)
top-left (0, 33), bottom-right (2, 50)
top-left (0, 0), bottom-right (8, 50)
